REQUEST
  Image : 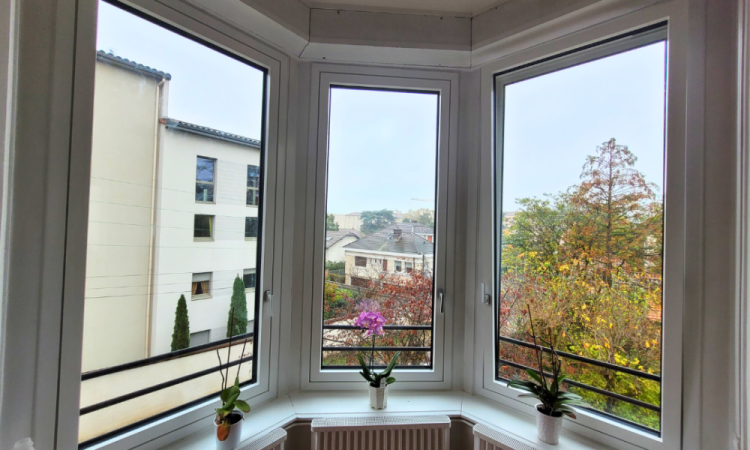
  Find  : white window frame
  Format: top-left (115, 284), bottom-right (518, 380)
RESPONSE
top-left (54, 0), bottom-right (289, 448)
top-left (193, 213), bottom-right (214, 241)
top-left (472, 3), bottom-right (687, 450)
top-left (300, 65), bottom-right (459, 390)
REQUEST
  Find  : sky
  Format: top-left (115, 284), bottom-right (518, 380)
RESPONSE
top-left (96, 1), bottom-right (264, 139)
top-left (326, 88), bottom-right (439, 214)
top-left (502, 42), bottom-right (667, 212)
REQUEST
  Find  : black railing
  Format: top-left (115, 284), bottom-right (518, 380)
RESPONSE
top-left (497, 335), bottom-right (661, 414)
top-left (80, 332), bottom-right (254, 416)
top-left (321, 324), bottom-right (432, 367)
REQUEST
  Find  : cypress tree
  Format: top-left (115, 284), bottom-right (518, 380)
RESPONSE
top-left (171, 294), bottom-right (190, 351)
top-left (227, 275), bottom-right (248, 337)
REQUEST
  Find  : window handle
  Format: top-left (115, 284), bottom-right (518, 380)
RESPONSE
top-left (481, 283), bottom-right (491, 305)
top-left (438, 288), bottom-right (445, 314)
top-left (264, 290), bottom-right (273, 317)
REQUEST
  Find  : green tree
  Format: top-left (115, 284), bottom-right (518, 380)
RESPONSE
top-left (360, 209), bottom-right (395, 235)
top-left (171, 294), bottom-right (190, 351)
top-left (404, 208), bottom-right (434, 227)
top-left (504, 196), bottom-right (568, 267)
top-left (226, 276), bottom-right (248, 337)
top-left (326, 214), bottom-right (339, 231)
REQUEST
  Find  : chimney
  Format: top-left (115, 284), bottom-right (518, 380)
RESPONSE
top-left (393, 228), bottom-right (402, 241)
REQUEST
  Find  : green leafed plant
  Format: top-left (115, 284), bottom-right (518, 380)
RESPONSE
top-left (357, 351), bottom-right (400, 388)
top-left (507, 308), bottom-right (589, 419)
top-left (215, 307), bottom-right (251, 441)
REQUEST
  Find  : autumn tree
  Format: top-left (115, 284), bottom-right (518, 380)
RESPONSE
top-left (499, 139), bottom-right (663, 430)
top-left (360, 210), bottom-right (395, 235)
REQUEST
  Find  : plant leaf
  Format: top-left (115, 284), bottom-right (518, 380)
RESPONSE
top-left (234, 399), bottom-right (251, 413)
top-left (357, 354), bottom-right (372, 378)
top-left (386, 377), bottom-right (396, 385)
top-left (525, 369), bottom-right (544, 385)
top-left (220, 388), bottom-right (231, 403)
top-left (380, 351), bottom-right (401, 377)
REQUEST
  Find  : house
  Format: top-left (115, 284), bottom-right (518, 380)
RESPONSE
top-left (342, 223), bottom-right (434, 286)
top-left (325, 228), bottom-right (360, 262)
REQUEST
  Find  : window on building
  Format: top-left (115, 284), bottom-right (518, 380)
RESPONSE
top-left (321, 86), bottom-right (438, 370)
top-left (405, 261), bottom-right (413, 274)
top-left (395, 261), bottom-right (402, 272)
top-left (243, 269), bottom-right (256, 290)
top-left (189, 330), bottom-right (210, 347)
top-left (245, 217), bottom-right (258, 239)
top-left (247, 165), bottom-right (260, 206)
top-left (194, 214), bottom-right (214, 240)
top-left (79, 1), bottom-right (266, 445)
top-left (494, 33), bottom-right (667, 432)
top-left (195, 156), bottom-right (215, 202)
top-left (191, 272), bottom-right (212, 298)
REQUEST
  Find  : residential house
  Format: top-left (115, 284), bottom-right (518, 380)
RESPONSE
top-left (325, 228), bottom-right (360, 262)
top-left (342, 223), bottom-right (434, 287)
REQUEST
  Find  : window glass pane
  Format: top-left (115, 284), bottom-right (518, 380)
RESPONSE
top-left (245, 217), bottom-right (258, 238)
top-left (247, 165), bottom-right (260, 187)
top-left (323, 87), bottom-right (438, 368)
top-left (496, 40), bottom-right (666, 431)
top-left (243, 269), bottom-right (256, 289)
top-left (80, 1), bottom-right (265, 444)
top-left (194, 214), bottom-right (213, 239)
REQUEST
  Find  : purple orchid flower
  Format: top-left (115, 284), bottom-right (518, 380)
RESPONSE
top-left (354, 310), bottom-right (386, 337)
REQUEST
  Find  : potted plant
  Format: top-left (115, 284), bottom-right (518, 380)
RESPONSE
top-left (507, 310), bottom-right (589, 445)
top-left (214, 308), bottom-right (251, 450)
top-left (354, 309), bottom-right (401, 409)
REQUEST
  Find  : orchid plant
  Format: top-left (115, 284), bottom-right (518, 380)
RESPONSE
top-left (354, 309), bottom-right (401, 388)
top-left (214, 308), bottom-right (251, 441)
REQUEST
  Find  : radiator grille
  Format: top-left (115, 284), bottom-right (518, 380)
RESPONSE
top-left (472, 423), bottom-right (537, 450)
top-left (239, 427), bottom-right (287, 450)
top-left (311, 416), bottom-right (451, 450)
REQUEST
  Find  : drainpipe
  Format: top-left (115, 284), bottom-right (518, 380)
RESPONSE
top-left (145, 77), bottom-right (166, 357)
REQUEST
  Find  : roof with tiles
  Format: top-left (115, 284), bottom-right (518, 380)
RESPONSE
top-left (160, 118), bottom-right (262, 148)
top-left (96, 50), bottom-right (172, 80)
top-left (343, 223), bottom-right (434, 256)
top-left (325, 229), bottom-right (361, 249)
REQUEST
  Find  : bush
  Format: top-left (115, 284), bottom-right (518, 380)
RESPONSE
top-left (226, 276), bottom-right (248, 337)
top-left (171, 295), bottom-right (190, 351)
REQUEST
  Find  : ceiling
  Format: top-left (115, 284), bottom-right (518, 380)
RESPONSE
top-left (299, 0), bottom-right (511, 17)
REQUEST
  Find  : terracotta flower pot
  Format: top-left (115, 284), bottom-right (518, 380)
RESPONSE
top-left (535, 404), bottom-right (563, 445)
top-left (215, 411), bottom-right (244, 450)
top-left (369, 384), bottom-right (388, 409)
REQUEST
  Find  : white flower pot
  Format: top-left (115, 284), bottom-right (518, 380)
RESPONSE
top-left (215, 411), bottom-right (244, 450)
top-left (369, 384), bottom-right (388, 409)
top-left (535, 405), bottom-right (563, 445)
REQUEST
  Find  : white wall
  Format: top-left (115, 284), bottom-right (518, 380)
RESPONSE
top-left (150, 126), bottom-right (260, 356)
top-left (82, 61), bottom-right (161, 372)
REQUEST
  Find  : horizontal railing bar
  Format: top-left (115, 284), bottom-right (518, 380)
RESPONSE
top-left (498, 335), bottom-right (661, 382)
top-left (497, 357), bottom-right (660, 412)
top-left (323, 365), bottom-right (432, 370)
top-left (323, 325), bottom-right (432, 330)
top-left (79, 355), bottom-right (253, 415)
top-left (322, 346), bottom-right (430, 352)
top-left (82, 333), bottom-right (253, 381)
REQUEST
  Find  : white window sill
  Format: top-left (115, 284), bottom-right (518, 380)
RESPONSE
top-left (191, 294), bottom-right (212, 301)
top-left (156, 391), bottom-right (616, 450)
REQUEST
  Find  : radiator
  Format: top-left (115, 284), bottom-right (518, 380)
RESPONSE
top-left (239, 427), bottom-right (287, 450)
top-left (473, 423), bottom-right (537, 450)
top-left (311, 416), bottom-right (451, 450)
